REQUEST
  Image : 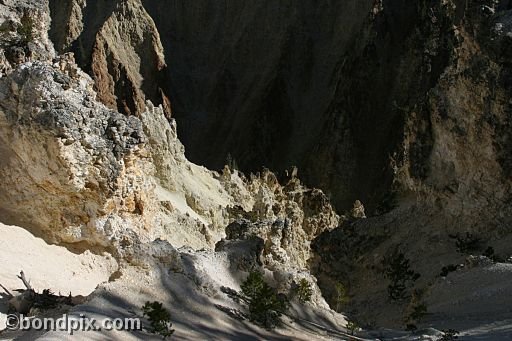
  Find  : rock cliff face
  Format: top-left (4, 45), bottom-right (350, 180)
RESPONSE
top-left (138, 0), bottom-right (381, 210)
top-left (48, 0), bottom-right (512, 214)
top-left (312, 0), bottom-right (512, 327)
top-left (0, 57), bottom-right (151, 249)
top-left (0, 0), bottom-right (340, 275)
top-left (220, 169), bottom-right (340, 270)
top-left (49, 0), bottom-right (171, 117)
top-left (4, 0), bottom-right (512, 335)
top-left (51, 0), bottom-right (381, 209)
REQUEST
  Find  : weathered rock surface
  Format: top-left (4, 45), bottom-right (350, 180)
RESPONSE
top-left (3, 0), bottom-right (512, 337)
top-left (0, 0), bottom-right (340, 271)
top-left (311, 1), bottom-right (512, 328)
top-left (0, 0), bottom-right (54, 69)
top-left (47, 0), bottom-right (512, 217)
top-left (49, 0), bottom-right (171, 117)
top-left (220, 169), bottom-right (340, 270)
top-left (0, 0), bottom-right (200, 254)
top-left (0, 58), bottom-right (153, 250)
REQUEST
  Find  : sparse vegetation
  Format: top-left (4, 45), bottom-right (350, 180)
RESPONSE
top-left (405, 289), bottom-right (428, 328)
top-left (483, 246), bottom-right (495, 260)
top-left (295, 278), bottom-right (313, 303)
top-left (375, 191), bottom-right (398, 215)
top-left (482, 246), bottom-right (505, 262)
top-left (450, 232), bottom-right (481, 254)
top-left (18, 13), bottom-right (35, 44)
top-left (382, 249), bottom-right (420, 300)
top-left (142, 301), bottom-right (175, 339)
top-left (240, 271), bottom-right (288, 329)
top-left (410, 302), bottom-right (428, 321)
top-left (346, 320), bottom-right (360, 336)
top-left (333, 282), bottom-right (350, 311)
top-left (406, 323), bottom-right (417, 331)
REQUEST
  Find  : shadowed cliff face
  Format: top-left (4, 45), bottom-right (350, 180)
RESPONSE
top-left (141, 0), bottom-right (381, 210)
top-left (45, 0), bottom-right (452, 211)
top-left (311, 0), bottom-right (512, 327)
top-left (15, 0), bottom-right (512, 330)
top-left (139, 0), bottom-right (460, 211)
top-left (47, 0), bottom-right (512, 216)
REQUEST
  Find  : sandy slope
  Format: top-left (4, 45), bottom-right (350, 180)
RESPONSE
top-left (0, 223), bottom-right (356, 340)
top-left (154, 184), bottom-right (208, 225)
top-left (423, 263), bottom-right (512, 340)
top-left (3, 222), bottom-right (512, 340)
top-left (36, 250), bottom-right (354, 340)
top-left (0, 222), bottom-right (117, 333)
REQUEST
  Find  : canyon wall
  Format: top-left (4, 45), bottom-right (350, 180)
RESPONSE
top-left (141, 0), bottom-right (382, 210)
top-left (0, 0), bottom-right (340, 272)
top-left (312, 0), bottom-right (512, 327)
top-left (50, 0), bottom-right (512, 214)
top-left (39, 0), bottom-right (512, 328)
top-left (51, 0), bottom-right (382, 210)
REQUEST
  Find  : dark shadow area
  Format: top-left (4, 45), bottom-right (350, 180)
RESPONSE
top-left (139, 0), bottom-right (457, 213)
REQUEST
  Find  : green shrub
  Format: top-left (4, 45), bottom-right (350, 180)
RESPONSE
top-left (18, 13), bottom-right (34, 43)
top-left (483, 246), bottom-right (495, 258)
top-left (375, 191), bottom-right (398, 215)
top-left (382, 249), bottom-right (420, 300)
top-left (295, 278), bottom-right (313, 303)
top-left (406, 323), bottom-right (417, 331)
top-left (408, 302), bottom-right (427, 322)
top-left (333, 282), bottom-right (350, 311)
top-left (450, 232), bottom-right (481, 254)
top-left (404, 289), bottom-right (428, 328)
top-left (142, 301), bottom-right (175, 338)
top-left (240, 271), bottom-right (288, 329)
top-left (404, 289), bottom-right (428, 331)
top-left (440, 264), bottom-right (459, 277)
top-left (482, 246), bottom-right (504, 262)
top-left (346, 320), bottom-right (360, 335)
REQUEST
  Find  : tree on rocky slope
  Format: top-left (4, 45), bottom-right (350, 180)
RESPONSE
top-left (240, 271), bottom-right (288, 329)
top-left (142, 301), bottom-right (175, 338)
top-left (334, 282), bottom-right (350, 312)
top-left (294, 278), bottom-right (313, 303)
top-left (382, 249), bottom-right (420, 301)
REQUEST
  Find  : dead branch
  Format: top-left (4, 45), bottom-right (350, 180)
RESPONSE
top-left (17, 271), bottom-right (32, 291)
top-left (0, 283), bottom-right (13, 299)
top-left (4, 271), bottom-right (82, 314)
